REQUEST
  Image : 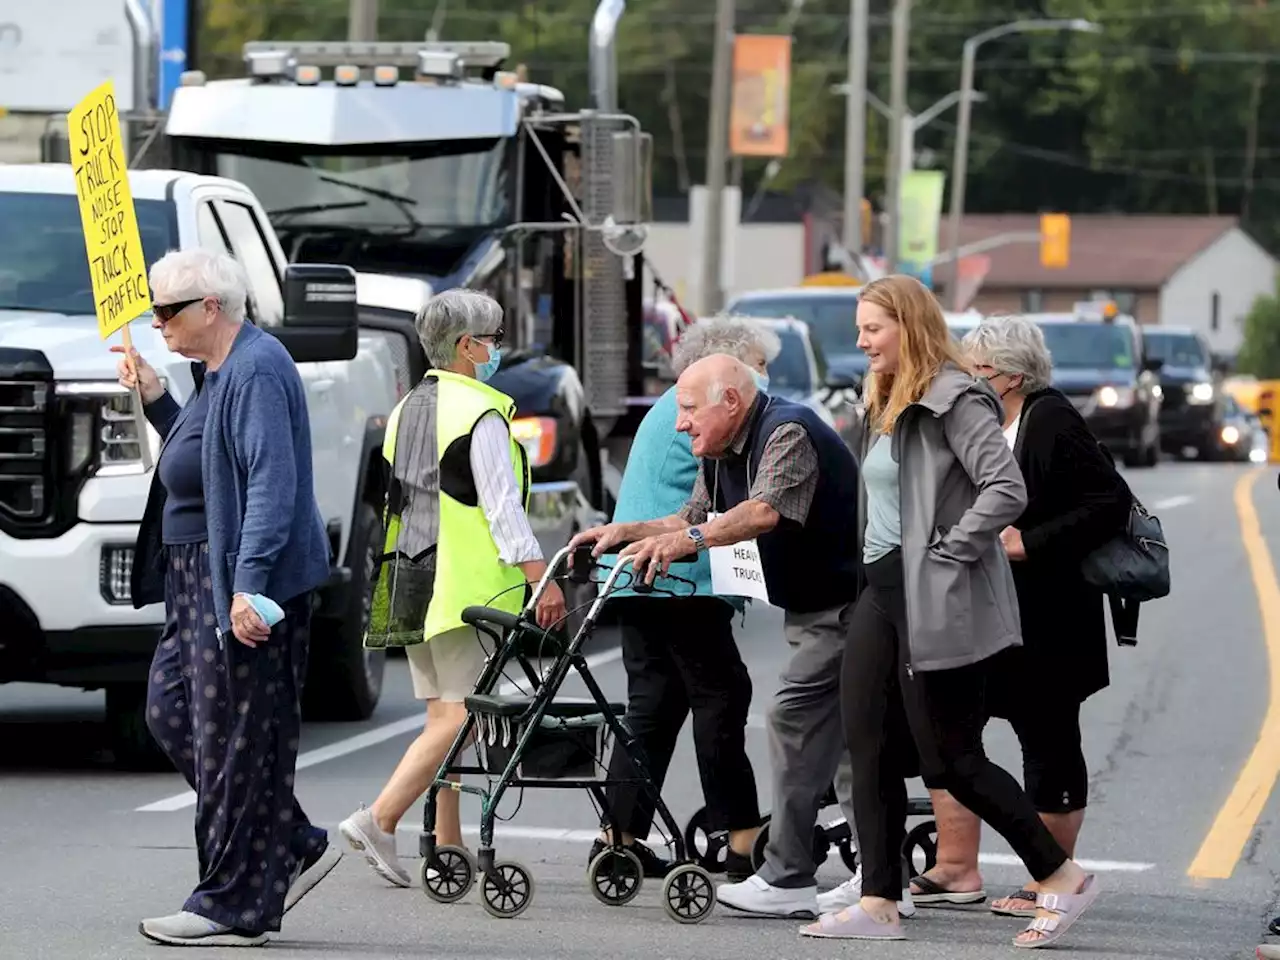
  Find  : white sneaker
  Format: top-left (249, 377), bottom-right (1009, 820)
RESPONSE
top-left (816, 866), bottom-right (917, 919)
top-left (338, 805), bottom-right (413, 888)
top-left (716, 874), bottom-right (818, 919)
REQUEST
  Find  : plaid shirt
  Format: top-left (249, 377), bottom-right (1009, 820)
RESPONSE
top-left (678, 400), bottom-right (819, 526)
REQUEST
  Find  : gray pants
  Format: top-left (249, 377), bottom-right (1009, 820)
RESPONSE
top-left (757, 602), bottom-right (854, 889)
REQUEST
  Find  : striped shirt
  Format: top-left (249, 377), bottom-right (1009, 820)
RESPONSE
top-left (471, 411), bottom-right (543, 565)
top-left (678, 403), bottom-right (820, 526)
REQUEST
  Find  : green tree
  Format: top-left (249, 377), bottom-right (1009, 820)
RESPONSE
top-left (1237, 278), bottom-right (1280, 378)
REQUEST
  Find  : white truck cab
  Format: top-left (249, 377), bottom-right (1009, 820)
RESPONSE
top-left (0, 163), bottom-right (400, 764)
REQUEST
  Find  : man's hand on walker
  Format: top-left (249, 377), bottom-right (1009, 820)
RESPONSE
top-left (568, 523), bottom-right (628, 557)
top-left (619, 532), bottom-right (695, 584)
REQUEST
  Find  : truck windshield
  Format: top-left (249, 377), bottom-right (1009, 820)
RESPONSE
top-left (1037, 322), bottom-right (1136, 369)
top-left (1143, 332), bottom-right (1207, 368)
top-left (729, 294), bottom-right (861, 356)
top-left (0, 192), bottom-right (176, 316)
top-left (212, 140), bottom-right (510, 233)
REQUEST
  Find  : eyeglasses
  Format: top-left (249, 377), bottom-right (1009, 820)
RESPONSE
top-left (152, 297), bottom-right (205, 322)
top-left (457, 327), bottom-right (505, 348)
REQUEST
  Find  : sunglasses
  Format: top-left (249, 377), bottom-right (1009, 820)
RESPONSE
top-left (152, 297), bottom-right (205, 322)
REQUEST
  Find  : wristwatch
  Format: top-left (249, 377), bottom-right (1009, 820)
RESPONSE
top-left (687, 527), bottom-right (707, 552)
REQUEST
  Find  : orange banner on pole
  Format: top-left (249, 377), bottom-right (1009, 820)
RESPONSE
top-left (730, 34), bottom-right (792, 158)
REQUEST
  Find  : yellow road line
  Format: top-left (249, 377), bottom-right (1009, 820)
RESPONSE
top-left (1188, 468), bottom-right (1280, 879)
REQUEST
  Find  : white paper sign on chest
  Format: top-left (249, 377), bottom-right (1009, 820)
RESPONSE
top-left (706, 511), bottom-right (771, 604)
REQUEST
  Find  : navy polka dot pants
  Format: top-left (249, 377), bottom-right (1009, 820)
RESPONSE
top-left (145, 541), bottom-right (327, 935)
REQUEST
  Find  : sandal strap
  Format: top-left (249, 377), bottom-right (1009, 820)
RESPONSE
top-left (1028, 915), bottom-right (1062, 934)
top-left (1007, 889), bottom-right (1037, 902)
top-left (1036, 891), bottom-right (1076, 913)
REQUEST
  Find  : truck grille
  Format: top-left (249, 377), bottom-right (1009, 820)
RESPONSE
top-left (0, 379), bottom-right (50, 522)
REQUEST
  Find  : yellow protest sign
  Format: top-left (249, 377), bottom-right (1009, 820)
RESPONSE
top-left (66, 80), bottom-right (152, 340)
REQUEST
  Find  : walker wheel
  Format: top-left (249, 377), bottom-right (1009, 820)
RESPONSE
top-left (749, 818), bottom-right (828, 872)
top-left (421, 845), bottom-right (475, 903)
top-left (837, 838), bottom-right (860, 875)
top-left (661, 863), bottom-right (715, 924)
top-left (683, 807), bottom-right (728, 872)
top-left (587, 847), bottom-right (643, 906)
top-left (480, 861), bottom-right (535, 919)
top-left (903, 819), bottom-right (938, 877)
top-left (748, 813), bottom-right (773, 872)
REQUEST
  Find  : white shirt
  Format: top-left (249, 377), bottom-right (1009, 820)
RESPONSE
top-left (1003, 414), bottom-right (1021, 451)
top-left (470, 411), bottom-right (544, 566)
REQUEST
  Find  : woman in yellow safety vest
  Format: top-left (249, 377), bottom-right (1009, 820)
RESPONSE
top-left (338, 289), bottom-right (566, 888)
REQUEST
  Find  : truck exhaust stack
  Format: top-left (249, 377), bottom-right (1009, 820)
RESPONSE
top-left (590, 0), bottom-right (625, 112)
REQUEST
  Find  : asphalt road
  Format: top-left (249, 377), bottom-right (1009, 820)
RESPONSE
top-left (3, 461), bottom-right (1279, 959)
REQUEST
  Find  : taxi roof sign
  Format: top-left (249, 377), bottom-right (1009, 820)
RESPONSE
top-left (801, 272), bottom-right (862, 287)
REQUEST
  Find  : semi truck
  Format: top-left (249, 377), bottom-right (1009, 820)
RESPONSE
top-left (127, 3), bottom-right (657, 537)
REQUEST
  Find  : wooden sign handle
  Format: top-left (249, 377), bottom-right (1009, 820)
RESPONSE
top-left (119, 324), bottom-right (154, 471)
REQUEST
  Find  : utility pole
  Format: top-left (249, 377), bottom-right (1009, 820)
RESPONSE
top-left (842, 0), bottom-right (868, 258)
top-left (700, 0), bottom-right (735, 315)
top-left (883, 0), bottom-right (910, 273)
top-left (348, 0), bottom-right (379, 42)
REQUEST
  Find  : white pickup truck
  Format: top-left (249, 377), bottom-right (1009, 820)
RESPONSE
top-left (0, 163), bottom-right (404, 765)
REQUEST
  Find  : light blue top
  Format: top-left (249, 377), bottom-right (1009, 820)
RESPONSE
top-left (603, 386), bottom-right (743, 610)
top-left (862, 433), bottom-right (902, 563)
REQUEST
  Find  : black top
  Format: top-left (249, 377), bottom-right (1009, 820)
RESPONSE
top-left (991, 387), bottom-right (1132, 710)
top-left (157, 382), bottom-right (210, 545)
top-left (709, 395), bottom-right (862, 613)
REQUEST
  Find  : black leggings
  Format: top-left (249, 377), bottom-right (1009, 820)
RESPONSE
top-left (841, 549), bottom-right (1070, 901)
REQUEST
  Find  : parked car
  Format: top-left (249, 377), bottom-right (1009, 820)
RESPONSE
top-left (727, 286), bottom-right (866, 389)
top-left (752, 316), bottom-right (861, 446)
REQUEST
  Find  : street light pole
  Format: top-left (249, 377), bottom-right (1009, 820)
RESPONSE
top-left (348, 0), bottom-right (379, 41)
top-left (884, 0), bottom-right (911, 273)
top-left (701, 0), bottom-right (735, 315)
top-left (943, 18), bottom-right (1098, 308)
top-left (843, 0), bottom-right (869, 257)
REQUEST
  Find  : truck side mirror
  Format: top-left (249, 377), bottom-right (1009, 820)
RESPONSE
top-left (611, 130), bottom-right (653, 225)
top-left (274, 264), bottom-right (359, 363)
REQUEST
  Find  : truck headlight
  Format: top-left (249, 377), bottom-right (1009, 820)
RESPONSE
top-left (510, 416), bottom-right (558, 468)
top-left (1187, 381), bottom-right (1214, 404)
top-left (1096, 385), bottom-right (1135, 409)
top-left (56, 382), bottom-right (161, 477)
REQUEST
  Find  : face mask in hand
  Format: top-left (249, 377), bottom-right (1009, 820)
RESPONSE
top-left (752, 370), bottom-right (770, 391)
top-left (473, 343), bottom-right (503, 382)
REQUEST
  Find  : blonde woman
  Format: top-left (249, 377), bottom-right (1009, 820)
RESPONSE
top-left (802, 276), bottom-right (1101, 949)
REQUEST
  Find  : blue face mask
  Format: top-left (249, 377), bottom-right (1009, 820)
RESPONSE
top-left (473, 342), bottom-right (502, 382)
top-left (752, 370), bottom-right (770, 391)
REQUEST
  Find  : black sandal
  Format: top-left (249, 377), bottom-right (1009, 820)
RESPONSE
top-left (991, 888), bottom-right (1039, 917)
top-left (909, 874), bottom-right (987, 905)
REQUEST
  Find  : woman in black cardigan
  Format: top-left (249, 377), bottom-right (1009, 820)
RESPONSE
top-left (905, 314), bottom-right (1132, 919)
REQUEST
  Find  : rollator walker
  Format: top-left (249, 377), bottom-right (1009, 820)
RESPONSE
top-left (417, 543), bottom-right (715, 923)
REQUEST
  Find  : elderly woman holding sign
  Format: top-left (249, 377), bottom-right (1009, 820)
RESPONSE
top-left (117, 248), bottom-right (339, 947)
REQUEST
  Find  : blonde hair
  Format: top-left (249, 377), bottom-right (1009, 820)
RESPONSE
top-left (860, 274), bottom-right (971, 434)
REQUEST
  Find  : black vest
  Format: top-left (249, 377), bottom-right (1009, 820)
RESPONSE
top-left (705, 396), bottom-right (862, 613)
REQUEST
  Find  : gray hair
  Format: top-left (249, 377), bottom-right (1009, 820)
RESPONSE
top-left (961, 314), bottom-right (1053, 394)
top-left (416, 289), bottom-right (504, 368)
top-left (149, 248), bottom-right (248, 323)
top-left (670, 314), bottom-right (782, 375)
top-left (706, 356), bottom-right (756, 405)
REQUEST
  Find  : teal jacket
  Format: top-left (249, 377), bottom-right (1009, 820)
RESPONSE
top-left (603, 386), bottom-right (744, 611)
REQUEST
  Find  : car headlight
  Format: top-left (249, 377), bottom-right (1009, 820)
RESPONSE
top-left (1096, 385), bottom-right (1135, 409)
top-left (56, 382), bottom-right (161, 477)
top-left (1187, 381), bottom-right (1214, 404)
top-left (1221, 424), bottom-right (1241, 445)
top-left (510, 416), bottom-right (558, 468)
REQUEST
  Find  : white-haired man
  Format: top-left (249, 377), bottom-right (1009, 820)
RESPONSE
top-left (571, 353), bottom-right (863, 919)
top-left (583, 316), bottom-right (780, 881)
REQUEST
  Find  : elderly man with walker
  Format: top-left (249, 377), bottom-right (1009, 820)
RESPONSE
top-left (571, 353), bottom-right (862, 919)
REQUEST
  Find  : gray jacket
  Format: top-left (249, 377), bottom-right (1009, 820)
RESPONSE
top-left (852, 363), bottom-right (1027, 672)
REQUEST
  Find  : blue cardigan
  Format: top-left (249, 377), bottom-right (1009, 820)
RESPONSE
top-left (605, 386), bottom-right (743, 612)
top-left (140, 323), bottom-right (331, 635)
